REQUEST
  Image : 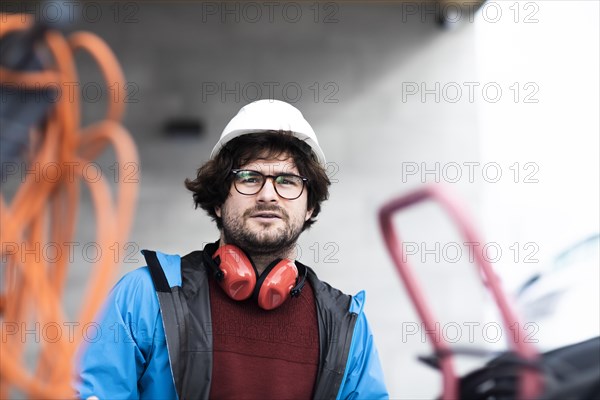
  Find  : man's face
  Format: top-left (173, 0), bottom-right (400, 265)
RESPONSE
top-left (215, 154), bottom-right (313, 255)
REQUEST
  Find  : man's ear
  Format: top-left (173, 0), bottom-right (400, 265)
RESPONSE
top-left (305, 207), bottom-right (314, 222)
top-left (215, 206), bottom-right (222, 218)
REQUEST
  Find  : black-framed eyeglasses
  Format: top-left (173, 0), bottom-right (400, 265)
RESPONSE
top-left (231, 169), bottom-right (308, 200)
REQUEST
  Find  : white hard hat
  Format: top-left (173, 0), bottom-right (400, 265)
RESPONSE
top-left (210, 99), bottom-right (326, 165)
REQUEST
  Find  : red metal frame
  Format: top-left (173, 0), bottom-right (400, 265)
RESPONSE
top-left (378, 185), bottom-right (542, 400)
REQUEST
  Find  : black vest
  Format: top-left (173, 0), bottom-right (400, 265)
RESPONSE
top-left (143, 250), bottom-right (358, 400)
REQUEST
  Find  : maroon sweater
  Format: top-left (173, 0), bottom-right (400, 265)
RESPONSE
top-left (208, 275), bottom-right (319, 399)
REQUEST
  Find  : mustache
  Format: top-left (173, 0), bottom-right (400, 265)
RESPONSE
top-left (244, 205), bottom-right (288, 220)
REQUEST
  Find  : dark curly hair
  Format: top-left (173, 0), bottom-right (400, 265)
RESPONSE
top-left (184, 131), bottom-right (331, 230)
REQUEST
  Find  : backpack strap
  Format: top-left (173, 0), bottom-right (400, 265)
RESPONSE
top-left (143, 249), bottom-right (171, 293)
top-left (142, 250), bottom-right (188, 397)
top-left (142, 249), bottom-right (213, 400)
top-left (306, 268), bottom-right (357, 399)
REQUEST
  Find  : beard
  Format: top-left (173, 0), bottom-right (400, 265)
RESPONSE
top-left (220, 203), bottom-right (304, 257)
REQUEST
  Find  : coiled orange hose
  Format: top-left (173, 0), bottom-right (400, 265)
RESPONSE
top-left (0, 14), bottom-right (139, 398)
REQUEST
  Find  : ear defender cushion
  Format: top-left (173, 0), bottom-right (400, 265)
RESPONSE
top-left (255, 259), bottom-right (299, 310)
top-left (213, 245), bottom-right (257, 301)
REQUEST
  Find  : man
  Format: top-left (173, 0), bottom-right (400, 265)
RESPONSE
top-left (75, 99), bottom-right (388, 399)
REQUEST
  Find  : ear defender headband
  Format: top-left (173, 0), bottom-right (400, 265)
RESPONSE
top-left (202, 241), bottom-right (307, 310)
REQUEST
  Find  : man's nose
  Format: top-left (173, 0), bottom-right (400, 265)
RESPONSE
top-left (256, 177), bottom-right (279, 202)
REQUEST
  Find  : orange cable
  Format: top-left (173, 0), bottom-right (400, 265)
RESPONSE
top-left (0, 14), bottom-right (139, 398)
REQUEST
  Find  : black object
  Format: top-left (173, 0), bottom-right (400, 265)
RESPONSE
top-left (439, 337), bottom-right (600, 399)
top-left (0, 25), bottom-right (55, 181)
top-left (162, 117), bottom-right (205, 137)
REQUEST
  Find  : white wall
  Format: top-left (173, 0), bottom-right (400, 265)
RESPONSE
top-left (475, 1), bottom-right (600, 288)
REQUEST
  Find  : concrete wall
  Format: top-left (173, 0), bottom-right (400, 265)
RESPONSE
top-left (65, 5), bottom-right (484, 396)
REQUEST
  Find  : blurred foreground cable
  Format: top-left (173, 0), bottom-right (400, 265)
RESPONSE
top-left (0, 13), bottom-right (139, 398)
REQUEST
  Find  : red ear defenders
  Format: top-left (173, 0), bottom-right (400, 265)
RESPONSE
top-left (202, 242), bottom-right (307, 310)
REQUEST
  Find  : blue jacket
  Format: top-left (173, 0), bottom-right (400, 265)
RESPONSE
top-left (75, 251), bottom-right (388, 399)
